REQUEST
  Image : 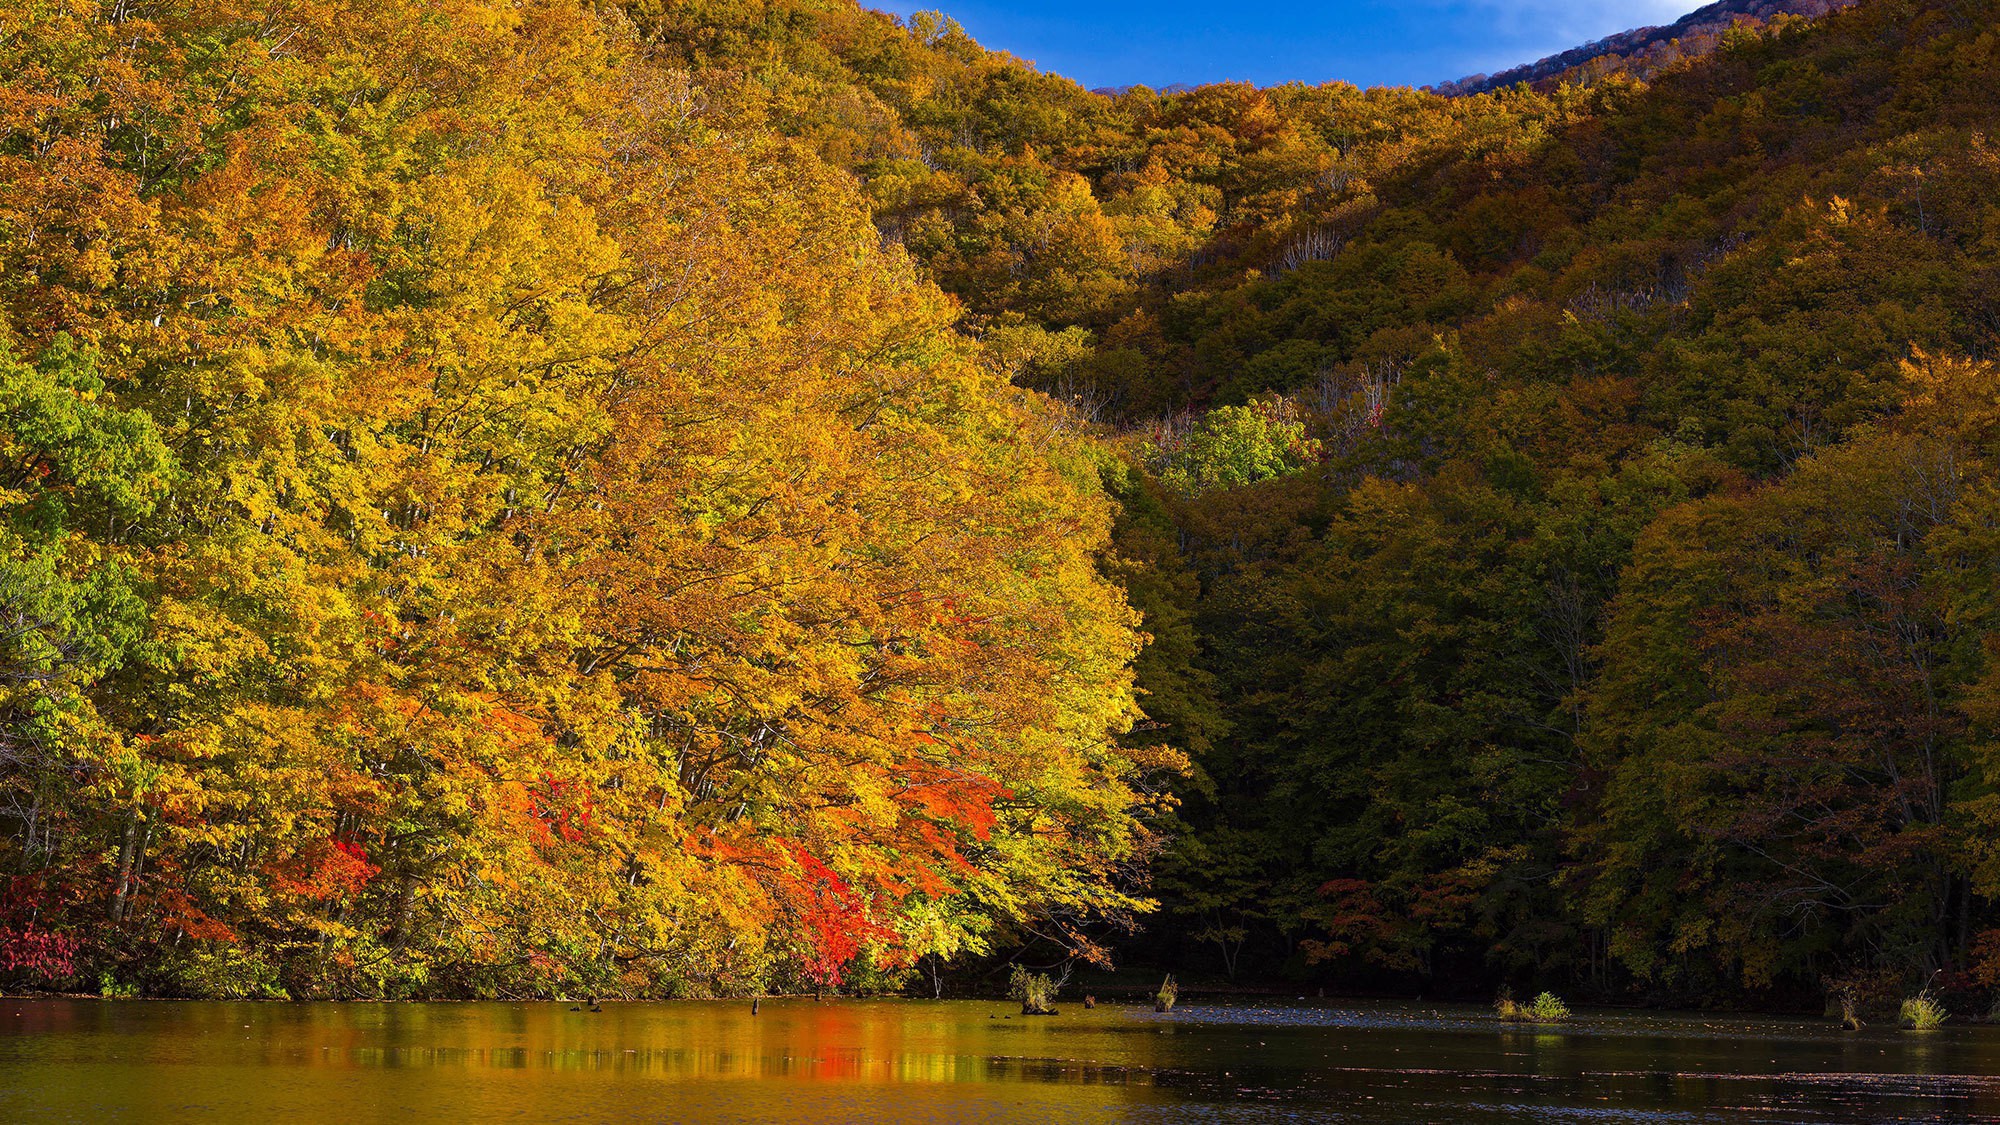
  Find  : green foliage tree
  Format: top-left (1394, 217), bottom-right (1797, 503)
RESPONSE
top-left (1143, 399), bottom-right (1322, 497)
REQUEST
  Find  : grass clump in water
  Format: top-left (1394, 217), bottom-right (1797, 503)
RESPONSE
top-left (1155, 974), bottom-right (1178, 1013)
top-left (1497, 990), bottom-right (1569, 1023)
top-left (1008, 965), bottom-right (1062, 1015)
top-left (1901, 996), bottom-right (1947, 1030)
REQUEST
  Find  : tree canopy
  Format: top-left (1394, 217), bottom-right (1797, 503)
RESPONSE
top-left (11, 0), bottom-right (2000, 1013)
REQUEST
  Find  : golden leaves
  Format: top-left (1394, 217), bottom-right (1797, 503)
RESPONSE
top-left (0, 0), bottom-right (1154, 996)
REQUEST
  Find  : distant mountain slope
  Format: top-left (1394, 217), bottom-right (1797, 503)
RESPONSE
top-left (1434, 0), bottom-right (1860, 95)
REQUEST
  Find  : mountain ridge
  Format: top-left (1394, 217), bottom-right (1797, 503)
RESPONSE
top-left (1433, 0), bottom-right (1861, 95)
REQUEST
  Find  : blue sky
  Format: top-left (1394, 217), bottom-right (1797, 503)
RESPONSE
top-left (871, 2), bottom-right (1706, 89)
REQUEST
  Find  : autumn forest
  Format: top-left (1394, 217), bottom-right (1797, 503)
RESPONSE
top-left (6, 0), bottom-right (2000, 1016)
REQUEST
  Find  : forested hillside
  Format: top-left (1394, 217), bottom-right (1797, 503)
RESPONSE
top-left (8, 0), bottom-right (2000, 1014)
top-left (637, 0), bottom-right (2000, 1012)
top-left (1117, 0), bottom-right (2000, 1010)
top-left (1435, 0), bottom-right (1861, 96)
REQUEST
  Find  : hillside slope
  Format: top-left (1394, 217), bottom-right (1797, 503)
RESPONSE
top-left (618, 0), bottom-right (2000, 1007)
top-left (1434, 0), bottom-right (1862, 95)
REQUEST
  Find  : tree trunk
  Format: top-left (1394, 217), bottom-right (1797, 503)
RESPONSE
top-left (108, 817), bottom-right (140, 922)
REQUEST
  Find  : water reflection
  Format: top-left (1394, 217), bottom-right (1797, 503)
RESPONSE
top-left (3, 997), bottom-right (2000, 1122)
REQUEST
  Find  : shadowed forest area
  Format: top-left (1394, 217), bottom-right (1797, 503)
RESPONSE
top-left (8, 0), bottom-right (2000, 1019)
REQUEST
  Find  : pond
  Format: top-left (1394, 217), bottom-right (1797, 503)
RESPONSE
top-left (4, 996), bottom-right (1999, 1122)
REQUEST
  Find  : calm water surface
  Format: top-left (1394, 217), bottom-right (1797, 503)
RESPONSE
top-left (4, 996), bottom-right (2000, 1122)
